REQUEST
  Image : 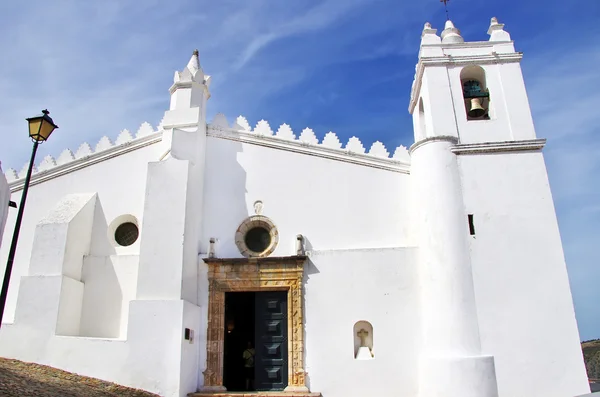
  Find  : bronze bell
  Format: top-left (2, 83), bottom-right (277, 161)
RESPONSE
top-left (468, 98), bottom-right (486, 118)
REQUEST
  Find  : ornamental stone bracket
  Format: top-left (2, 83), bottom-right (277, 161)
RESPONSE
top-left (201, 255), bottom-right (310, 393)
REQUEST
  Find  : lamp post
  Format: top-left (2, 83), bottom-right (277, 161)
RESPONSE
top-left (0, 110), bottom-right (58, 327)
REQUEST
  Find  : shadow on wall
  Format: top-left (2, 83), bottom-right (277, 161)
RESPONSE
top-left (200, 135), bottom-right (248, 258)
top-left (302, 240), bottom-right (320, 393)
top-left (78, 198), bottom-right (126, 338)
top-left (197, 134), bottom-right (248, 390)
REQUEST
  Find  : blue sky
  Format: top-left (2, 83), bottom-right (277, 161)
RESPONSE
top-left (0, 0), bottom-right (599, 340)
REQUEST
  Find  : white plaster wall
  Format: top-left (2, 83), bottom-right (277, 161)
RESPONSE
top-left (304, 248), bottom-right (419, 397)
top-left (0, 167), bottom-right (9, 247)
top-left (201, 136), bottom-right (413, 257)
top-left (80, 255), bottom-right (139, 338)
top-left (0, 142), bottom-right (162, 323)
top-left (459, 151), bottom-right (590, 397)
top-left (447, 63), bottom-right (536, 144)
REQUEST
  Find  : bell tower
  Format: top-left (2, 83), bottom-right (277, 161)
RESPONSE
top-left (409, 17), bottom-right (589, 397)
top-left (410, 18), bottom-right (537, 145)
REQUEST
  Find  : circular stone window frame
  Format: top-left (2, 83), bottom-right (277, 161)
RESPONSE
top-left (108, 214), bottom-right (140, 249)
top-left (235, 215), bottom-right (279, 258)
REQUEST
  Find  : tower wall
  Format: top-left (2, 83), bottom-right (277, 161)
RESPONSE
top-left (460, 151), bottom-right (590, 397)
top-left (409, 17), bottom-right (589, 397)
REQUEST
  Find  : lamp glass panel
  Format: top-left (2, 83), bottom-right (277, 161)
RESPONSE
top-left (28, 118), bottom-right (42, 140)
top-left (38, 119), bottom-right (56, 141)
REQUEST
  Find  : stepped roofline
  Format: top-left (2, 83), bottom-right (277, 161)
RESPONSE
top-left (208, 114), bottom-right (410, 173)
top-left (4, 115), bottom-right (411, 191)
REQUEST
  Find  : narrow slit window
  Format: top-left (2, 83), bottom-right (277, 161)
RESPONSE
top-left (468, 214), bottom-right (476, 236)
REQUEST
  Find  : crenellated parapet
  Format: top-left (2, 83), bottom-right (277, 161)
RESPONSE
top-left (4, 121), bottom-right (161, 185)
top-left (208, 114), bottom-right (411, 172)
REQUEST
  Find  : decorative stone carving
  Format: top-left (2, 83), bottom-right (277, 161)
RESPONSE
top-left (253, 200), bottom-right (264, 215)
top-left (202, 256), bottom-right (309, 392)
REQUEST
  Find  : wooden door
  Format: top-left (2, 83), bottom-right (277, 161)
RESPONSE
top-left (254, 291), bottom-right (288, 391)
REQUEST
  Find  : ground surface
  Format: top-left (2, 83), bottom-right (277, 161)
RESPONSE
top-left (0, 357), bottom-right (160, 397)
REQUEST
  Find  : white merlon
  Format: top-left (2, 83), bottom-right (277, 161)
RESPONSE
top-left (208, 114), bottom-right (409, 162)
top-left (37, 155), bottom-right (57, 172)
top-left (234, 115), bottom-right (251, 131)
top-left (275, 123), bottom-right (296, 140)
top-left (4, 121), bottom-right (160, 183)
top-left (56, 149), bottom-right (75, 165)
top-left (299, 128), bottom-right (319, 145)
top-left (254, 119), bottom-right (274, 136)
top-left (95, 136), bottom-right (113, 152)
top-left (322, 131), bottom-right (342, 149)
top-left (115, 129), bottom-right (133, 145)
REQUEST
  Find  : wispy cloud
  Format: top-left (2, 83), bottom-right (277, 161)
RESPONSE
top-left (524, 41), bottom-right (600, 340)
top-left (0, 0), bottom-right (598, 339)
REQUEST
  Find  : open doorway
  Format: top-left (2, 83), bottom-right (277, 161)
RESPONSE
top-left (223, 292), bottom-right (255, 391)
top-left (223, 290), bottom-right (289, 392)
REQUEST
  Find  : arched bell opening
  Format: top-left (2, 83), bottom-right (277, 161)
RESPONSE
top-left (460, 66), bottom-right (492, 121)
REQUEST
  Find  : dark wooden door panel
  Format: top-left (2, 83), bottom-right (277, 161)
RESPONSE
top-left (255, 291), bottom-right (288, 391)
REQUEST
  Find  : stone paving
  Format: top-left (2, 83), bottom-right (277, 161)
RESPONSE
top-left (0, 357), bottom-right (160, 397)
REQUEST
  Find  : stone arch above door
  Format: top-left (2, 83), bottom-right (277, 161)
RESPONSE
top-left (201, 255), bottom-right (309, 393)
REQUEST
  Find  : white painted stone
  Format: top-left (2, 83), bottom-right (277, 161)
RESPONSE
top-left (95, 136), bottom-right (114, 152)
top-left (275, 123), bottom-right (296, 140)
top-left (4, 168), bottom-right (18, 182)
top-left (115, 129), bottom-right (133, 145)
top-left (345, 136), bottom-right (365, 154)
top-left (299, 127), bottom-right (319, 145)
top-left (254, 119), bottom-right (273, 136)
top-left (0, 21), bottom-right (589, 397)
top-left (136, 122), bottom-right (154, 138)
top-left (56, 149), bottom-right (75, 165)
top-left (392, 145), bottom-right (410, 162)
top-left (75, 142), bottom-right (93, 159)
top-left (210, 113), bottom-right (229, 129)
top-left (38, 155), bottom-right (57, 172)
top-left (233, 115), bottom-right (251, 131)
top-left (321, 131), bottom-right (342, 149)
top-left (368, 141), bottom-right (390, 158)
top-left (17, 162), bottom-right (35, 179)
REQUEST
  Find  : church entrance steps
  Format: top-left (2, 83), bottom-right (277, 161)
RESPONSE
top-left (189, 392), bottom-right (321, 397)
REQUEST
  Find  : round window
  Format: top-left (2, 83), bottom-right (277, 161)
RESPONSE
top-left (244, 226), bottom-right (271, 253)
top-left (235, 215), bottom-right (278, 258)
top-left (114, 222), bottom-right (139, 247)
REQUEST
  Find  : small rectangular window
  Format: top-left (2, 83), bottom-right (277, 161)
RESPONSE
top-left (468, 214), bottom-right (476, 236)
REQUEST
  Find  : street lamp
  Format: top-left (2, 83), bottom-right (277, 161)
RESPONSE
top-left (0, 110), bottom-right (58, 327)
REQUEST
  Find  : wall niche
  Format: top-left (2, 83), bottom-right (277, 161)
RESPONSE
top-left (353, 320), bottom-right (374, 360)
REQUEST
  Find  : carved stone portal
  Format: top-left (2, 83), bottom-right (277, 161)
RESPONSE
top-left (201, 255), bottom-right (309, 392)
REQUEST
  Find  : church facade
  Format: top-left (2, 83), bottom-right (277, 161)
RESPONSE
top-left (0, 17), bottom-right (591, 397)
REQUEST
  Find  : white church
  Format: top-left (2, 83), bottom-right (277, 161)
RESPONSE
top-left (0, 17), bottom-right (592, 397)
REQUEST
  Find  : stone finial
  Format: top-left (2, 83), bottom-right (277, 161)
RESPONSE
top-left (421, 21), bottom-right (441, 45)
top-left (254, 200), bottom-right (264, 215)
top-left (187, 49), bottom-right (200, 75)
top-left (487, 16), bottom-right (511, 41)
top-left (441, 19), bottom-right (464, 44)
